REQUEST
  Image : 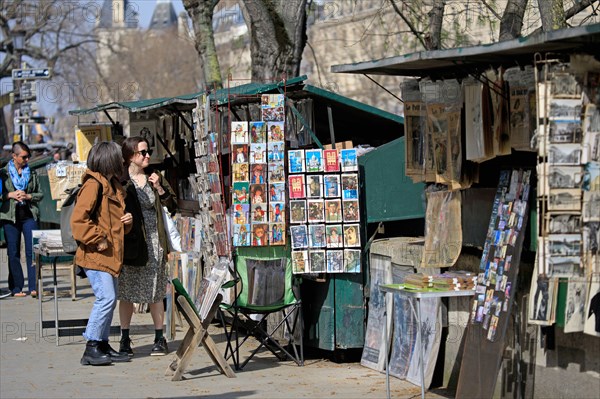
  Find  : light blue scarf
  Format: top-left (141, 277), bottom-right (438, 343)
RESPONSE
top-left (8, 160), bottom-right (30, 191)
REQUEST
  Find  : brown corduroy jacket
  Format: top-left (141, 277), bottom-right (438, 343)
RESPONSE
top-left (71, 170), bottom-right (132, 277)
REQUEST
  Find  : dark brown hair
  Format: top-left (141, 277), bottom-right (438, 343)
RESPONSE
top-left (87, 142), bottom-right (124, 177)
top-left (122, 136), bottom-right (149, 166)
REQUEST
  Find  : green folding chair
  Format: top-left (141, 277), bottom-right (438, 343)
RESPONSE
top-left (219, 246), bottom-right (304, 370)
top-left (166, 278), bottom-right (235, 380)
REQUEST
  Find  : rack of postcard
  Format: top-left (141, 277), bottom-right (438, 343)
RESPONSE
top-left (530, 54), bottom-right (600, 336)
top-left (287, 147), bottom-right (361, 274)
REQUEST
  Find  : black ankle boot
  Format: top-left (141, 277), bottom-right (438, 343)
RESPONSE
top-left (99, 341), bottom-right (131, 362)
top-left (81, 340), bottom-right (112, 366)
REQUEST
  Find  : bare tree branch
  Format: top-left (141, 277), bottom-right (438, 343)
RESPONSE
top-left (388, 0), bottom-right (427, 49)
top-left (565, 0), bottom-right (599, 19)
top-left (480, 0), bottom-right (502, 20)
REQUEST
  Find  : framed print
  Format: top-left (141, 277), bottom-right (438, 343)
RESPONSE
top-left (288, 150), bottom-right (306, 173)
top-left (268, 121), bottom-right (285, 141)
top-left (325, 199), bottom-right (342, 223)
top-left (261, 94), bottom-right (285, 122)
top-left (288, 175), bottom-right (306, 199)
top-left (547, 166), bottom-right (583, 189)
top-left (343, 200), bottom-right (360, 222)
top-left (270, 223), bottom-right (286, 246)
top-left (269, 183), bottom-right (286, 202)
top-left (548, 213), bottom-right (581, 233)
top-left (341, 173), bottom-right (359, 200)
top-left (307, 199), bottom-right (325, 223)
top-left (250, 143), bottom-right (266, 163)
top-left (308, 224), bottom-right (326, 248)
top-left (268, 161), bottom-right (285, 183)
top-left (232, 204), bottom-right (250, 225)
top-left (130, 119), bottom-right (163, 163)
top-left (549, 189), bottom-right (582, 211)
top-left (546, 234), bottom-right (581, 256)
top-left (344, 249), bottom-right (361, 273)
top-left (326, 224), bottom-right (343, 248)
top-left (250, 184), bottom-right (267, 204)
top-left (343, 224), bottom-right (361, 248)
top-left (232, 144), bottom-right (249, 163)
top-left (290, 200), bottom-right (307, 224)
top-left (309, 250), bottom-right (326, 273)
top-left (269, 202), bottom-right (285, 223)
top-left (251, 223), bottom-right (268, 246)
top-left (233, 224), bottom-right (250, 247)
top-left (323, 149), bottom-right (340, 172)
top-left (232, 182), bottom-right (249, 204)
top-left (290, 225), bottom-right (308, 249)
top-left (231, 121), bottom-right (248, 144)
top-left (268, 142), bottom-right (285, 162)
top-left (326, 250), bottom-right (344, 273)
top-left (306, 175), bottom-right (323, 198)
top-left (250, 163), bottom-right (267, 184)
top-left (340, 149), bottom-right (358, 172)
top-left (549, 144), bottom-right (581, 165)
top-left (251, 203), bottom-right (268, 223)
top-left (292, 250), bottom-right (308, 274)
top-left (232, 163), bottom-right (249, 183)
top-left (249, 121), bottom-right (267, 143)
top-left (324, 175), bottom-right (341, 198)
top-left (548, 256), bottom-right (580, 277)
top-left (549, 99), bottom-right (582, 120)
top-left (305, 149), bottom-right (323, 172)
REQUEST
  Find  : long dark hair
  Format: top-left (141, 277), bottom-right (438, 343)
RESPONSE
top-left (122, 136), bottom-right (149, 167)
top-left (87, 142), bottom-right (124, 177)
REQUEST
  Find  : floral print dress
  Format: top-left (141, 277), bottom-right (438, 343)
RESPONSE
top-left (118, 180), bottom-right (167, 304)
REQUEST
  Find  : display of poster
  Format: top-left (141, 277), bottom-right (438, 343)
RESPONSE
top-left (75, 124), bottom-right (112, 162)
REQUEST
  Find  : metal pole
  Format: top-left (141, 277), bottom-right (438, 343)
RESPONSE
top-left (384, 292), bottom-right (390, 399)
top-left (327, 106), bottom-right (335, 146)
top-left (417, 298), bottom-right (425, 399)
top-left (53, 258), bottom-right (59, 346)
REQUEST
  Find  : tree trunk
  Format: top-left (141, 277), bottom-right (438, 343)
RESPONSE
top-left (499, 0), bottom-right (529, 41)
top-left (183, 0), bottom-right (222, 89)
top-left (242, 0), bottom-right (307, 82)
top-left (426, 0), bottom-right (445, 50)
top-left (537, 0), bottom-right (566, 31)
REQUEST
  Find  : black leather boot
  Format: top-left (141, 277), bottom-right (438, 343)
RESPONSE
top-left (80, 340), bottom-right (112, 366)
top-left (99, 341), bottom-right (131, 362)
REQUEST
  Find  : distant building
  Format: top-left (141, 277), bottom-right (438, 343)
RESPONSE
top-left (149, 0), bottom-right (179, 30)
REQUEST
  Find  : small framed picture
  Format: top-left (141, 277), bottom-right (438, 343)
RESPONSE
top-left (290, 200), bottom-right (307, 224)
top-left (232, 144), bottom-right (249, 163)
top-left (261, 94), bottom-right (285, 122)
top-left (305, 149), bottom-right (323, 172)
top-left (324, 199), bottom-right (342, 223)
top-left (323, 149), bottom-right (339, 172)
top-left (290, 225), bottom-right (308, 249)
top-left (548, 144), bottom-right (581, 165)
top-left (269, 183), bottom-right (286, 202)
top-left (231, 121), bottom-right (248, 144)
top-left (309, 250), bottom-right (326, 273)
top-left (288, 149), bottom-right (306, 173)
top-left (306, 175), bottom-right (323, 198)
top-left (326, 250), bottom-right (344, 273)
top-left (343, 200), bottom-right (360, 222)
top-left (250, 223), bottom-right (268, 246)
top-left (250, 143), bottom-right (267, 163)
top-left (250, 163), bottom-right (267, 184)
top-left (326, 224), bottom-right (343, 248)
top-left (340, 149), bottom-right (358, 172)
top-left (268, 161), bottom-right (285, 183)
top-left (232, 204), bottom-right (250, 225)
top-left (308, 224), bottom-right (326, 248)
top-left (344, 249), bottom-right (361, 273)
top-left (341, 173), bottom-right (359, 200)
top-left (233, 224), bottom-right (251, 247)
top-left (269, 202), bottom-right (285, 223)
top-left (324, 174), bottom-right (341, 198)
top-left (292, 250), bottom-right (308, 274)
top-left (249, 121), bottom-right (267, 144)
top-left (307, 199), bottom-right (325, 223)
top-left (343, 224), bottom-right (361, 248)
top-left (269, 222), bottom-right (286, 246)
top-left (268, 142), bottom-right (285, 162)
top-left (251, 203), bottom-right (268, 223)
top-left (232, 182), bottom-right (249, 204)
top-left (288, 175), bottom-right (306, 199)
top-left (268, 121), bottom-right (285, 141)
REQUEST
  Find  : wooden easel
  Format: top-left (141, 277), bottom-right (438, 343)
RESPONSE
top-left (165, 293), bottom-right (236, 380)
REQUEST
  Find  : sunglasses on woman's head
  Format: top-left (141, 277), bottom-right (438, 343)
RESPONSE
top-left (135, 149), bottom-right (153, 157)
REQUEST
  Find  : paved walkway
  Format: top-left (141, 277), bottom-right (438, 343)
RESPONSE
top-left (0, 248), bottom-right (449, 398)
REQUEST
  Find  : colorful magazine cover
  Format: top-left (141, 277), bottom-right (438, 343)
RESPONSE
top-left (305, 149), bottom-right (323, 172)
top-left (306, 175), bottom-right (323, 198)
top-left (231, 121), bottom-right (248, 144)
top-left (290, 200), bottom-right (307, 224)
top-left (261, 94), bottom-right (285, 122)
top-left (307, 199), bottom-right (325, 223)
top-left (308, 224), bottom-right (326, 248)
top-left (268, 142), bottom-right (285, 162)
top-left (268, 121), bottom-right (285, 141)
top-left (288, 149), bottom-right (306, 173)
top-left (326, 224), bottom-right (343, 248)
top-left (269, 223), bottom-right (286, 246)
top-left (250, 223), bottom-right (269, 246)
top-left (269, 202), bottom-right (285, 223)
top-left (326, 250), bottom-right (344, 272)
top-left (343, 224), bottom-right (361, 248)
top-left (344, 249), bottom-right (361, 273)
top-left (341, 173), bottom-right (359, 200)
top-left (288, 175), bottom-right (306, 199)
top-left (324, 174), bottom-right (341, 198)
top-left (292, 250), bottom-right (308, 274)
top-left (249, 121), bottom-right (267, 144)
top-left (309, 250), bottom-right (326, 273)
top-left (323, 149), bottom-right (340, 172)
top-left (340, 149), bottom-right (358, 172)
top-left (290, 225), bottom-right (308, 249)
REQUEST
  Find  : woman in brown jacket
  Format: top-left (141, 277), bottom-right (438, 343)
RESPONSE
top-left (71, 142), bottom-right (133, 366)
